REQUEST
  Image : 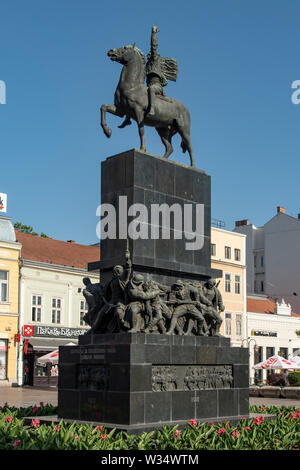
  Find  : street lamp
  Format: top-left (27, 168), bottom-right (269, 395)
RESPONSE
top-left (241, 337), bottom-right (257, 351)
top-left (242, 337), bottom-right (258, 386)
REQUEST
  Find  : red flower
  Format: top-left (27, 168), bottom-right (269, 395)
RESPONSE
top-left (232, 430), bottom-right (239, 438)
top-left (100, 434), bottom-right (107, 440)
top-left (32, 406), bottom-right (38, 414)
top-left (13, 440), bottom-right (21, 448)
top-left (6, 416), bottom-right (13, 423)
top-left (243, 426), bottom-right (251, 431)
top-left (225, 423), bottom-right (230, 428)
top-left (189, 419), bottom-right (197, 427)
top-left (95, 425), bottom-right (103, 431)
top-left (208, 421), bottom-right (214, 426)
top-left (217, 427), bottom-right (226, 435)
top-left (174, 429), bottom-right (181, 439)
top-left (31, 418), bottom-right (40, 428)
top-left (40, 402), bottom-right (44, 407)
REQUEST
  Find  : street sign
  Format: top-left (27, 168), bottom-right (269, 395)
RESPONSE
top-left (0, 193), bottom-right (7, 213)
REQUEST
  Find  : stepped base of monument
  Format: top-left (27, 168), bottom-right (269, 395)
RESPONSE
top-left (57, 333), bottom-right (249, 430)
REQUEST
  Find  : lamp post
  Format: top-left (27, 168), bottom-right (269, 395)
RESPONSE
top-left (242, 337), bottom-right (257, 385)
top-left (242, 337), bottom-right (257, 350)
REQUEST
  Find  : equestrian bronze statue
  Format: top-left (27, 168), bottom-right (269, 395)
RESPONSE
top-left (100, 26), bottom-right (195, 167)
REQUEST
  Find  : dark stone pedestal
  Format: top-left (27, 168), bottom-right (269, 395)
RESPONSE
top-left (88, 149), bottom-right (221, 285)
top-left (58, 333), bottom-right (249, 434)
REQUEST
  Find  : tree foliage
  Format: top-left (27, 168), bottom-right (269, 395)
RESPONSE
top-left (14, 222), bottom-right (51, 238)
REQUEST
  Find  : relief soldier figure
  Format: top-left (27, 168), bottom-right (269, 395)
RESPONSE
top-left (85, 243), bottom-right (132, 334)
top-left (143, 280), bottom-right (172, 334)
top-left (126, 274), bottom-right (161, 333)
top-left (82, 277), bottom-right (103, 327)
top-left (201, 279), bottom-right (225, 336)
top-left (166, 280), bottom-right (210, 336)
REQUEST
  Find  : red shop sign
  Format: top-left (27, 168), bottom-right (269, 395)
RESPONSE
top-left (23, 325), bottom-right (34, 337)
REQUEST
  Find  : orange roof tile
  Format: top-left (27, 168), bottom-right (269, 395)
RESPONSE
top-left (247, 297), bottom-right (276, 314)
top-left (15, 230), bottom-right (99, 270)
top-left (247, 297), bottom-right (299, 316)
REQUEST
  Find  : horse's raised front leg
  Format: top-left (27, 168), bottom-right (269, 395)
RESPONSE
top-left (100, 104), bottom-right (123, 138)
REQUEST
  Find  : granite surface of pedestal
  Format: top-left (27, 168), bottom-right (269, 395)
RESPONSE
top-left (88, 149), bottom-right (221, 284)
top-left (58, 333), bottom-right (249, 433)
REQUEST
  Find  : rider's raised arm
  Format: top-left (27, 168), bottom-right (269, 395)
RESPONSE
top-left (150, 25), bottom-right (159, 58)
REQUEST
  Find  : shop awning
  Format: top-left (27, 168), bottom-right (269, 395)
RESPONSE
top-left (253, 355), bottom-right (300, 370)
top-left (26, 337), bottom-right (78, 351)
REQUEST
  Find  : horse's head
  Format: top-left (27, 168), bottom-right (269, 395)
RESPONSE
top-left (107, 45), bottom-right (145, 67)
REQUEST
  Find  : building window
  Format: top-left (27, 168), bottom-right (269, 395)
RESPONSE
top-left (236, 314), bottom-right (242, 337)
top-left (51, 298), bottom-right (62, 324)
top-left (225, 273), bottom-right (231, 293)
top-left (0, 271), bottom-right (8, 302)
top-left (225, 313), bottom-right (232, 336)
top-left (235, 275), bottom-right (241, 294)
top-left (210, 243), bottom-right (216, 256)
top-left (225, 246), bottom-right (231, 259)
top-left (260, 255), bottom-right (264, 267)
top-left (254, 256), bottom-right (257, 268)
top-left (32, 295), bottom-right (42, 322)
top-left (266, 347), bottom-right (275, 358)
top-left (80, 300), bottom-right (88, 326)
top-left (279, 348), bottom-right (288, 359)
top-left (234, 248), bottom-right (241, 261)
top-left (260, 280), bottom-right (264, 292)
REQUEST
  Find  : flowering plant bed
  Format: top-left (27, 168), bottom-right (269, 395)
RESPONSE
top-left (0, 403), bottom-right (299, 450)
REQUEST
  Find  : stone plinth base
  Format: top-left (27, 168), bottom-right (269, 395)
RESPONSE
top-left (57, 333), bottom-right (249, 433)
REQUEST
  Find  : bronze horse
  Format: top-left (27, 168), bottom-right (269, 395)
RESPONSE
top-left (100, 45), bottom-right (195, 167)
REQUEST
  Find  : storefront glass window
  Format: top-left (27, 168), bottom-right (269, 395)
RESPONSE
top-left (0, 339), bottom-right (8, 380)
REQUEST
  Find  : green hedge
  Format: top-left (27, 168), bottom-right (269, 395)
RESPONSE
top-left (0, 403), bottom-right (299, 450)
top-left (288, 371), bottom-right (300, 386)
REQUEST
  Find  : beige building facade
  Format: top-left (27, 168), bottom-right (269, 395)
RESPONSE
top-left (0, 217), bottom-right (21, 384)
top-left (211, 227), bottom-right (247, 347)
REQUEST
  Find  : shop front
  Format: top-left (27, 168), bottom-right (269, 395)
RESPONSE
top-left (22, 325), bottom-right (86, 387)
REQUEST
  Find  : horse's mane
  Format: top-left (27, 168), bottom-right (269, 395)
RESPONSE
top-left (126, 44), bottom-right (146, 66)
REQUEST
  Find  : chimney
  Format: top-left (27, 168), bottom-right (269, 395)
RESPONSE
top-left (67, 240), bottom-right (75, 243)
top-left (277, 206), bottom-right (286, 214)
top-left (235, 219), bottom-right (249, 227)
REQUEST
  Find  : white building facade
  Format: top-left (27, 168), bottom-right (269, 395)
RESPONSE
top-left (15, 231), bottom-right (99, 387)
top-left (234, 206), bottom-right (300, 314)
top-left (246, 295), bottom-right (300, 384)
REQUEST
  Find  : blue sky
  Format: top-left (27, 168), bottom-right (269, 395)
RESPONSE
top-left (0, 0), bottom-right (300, 244)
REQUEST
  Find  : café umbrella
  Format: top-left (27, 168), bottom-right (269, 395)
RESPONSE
top-left (253, 354), bottom-right (300, 370)
top-left (37, 342), bottom-right (75, 365)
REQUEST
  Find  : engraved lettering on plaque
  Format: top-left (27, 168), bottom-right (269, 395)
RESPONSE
top-left (78, 365), bottom-right (110, 391)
